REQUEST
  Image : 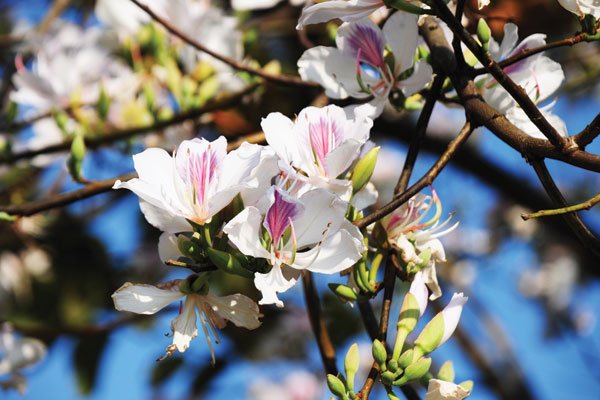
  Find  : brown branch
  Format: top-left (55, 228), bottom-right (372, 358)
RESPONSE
top-left (395, 75), bottom-right (445, 194)
top-left (574, 112), bottom-right (600, 148)
top-left (355, 122), bottom-right (474, 229)
top-left (301, 271), bottom-right (338, 376)
top-left (129, 0), bottom-right (317, 88)
top-left (0, 84), bottom-right (258, 165)
top-left (528, 158), bottom-right (600, 259)
top-left (430, 0), bottom-right (572, 151)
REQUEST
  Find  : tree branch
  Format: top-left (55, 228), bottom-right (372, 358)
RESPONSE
top-left (301, 271), bottom-right (338, 376)
top-left (521, 192), bottom-right (600, 220)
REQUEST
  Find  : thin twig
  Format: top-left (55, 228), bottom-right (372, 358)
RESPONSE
top-left (395, 75), bottom-right (445, 194)
top-left (528, 158), bottom-right (600, 258)
top-left (129, 0), bottom-right (317, 88)
top-left (0, 85), bottom-right (258, 165)
top-left (521, 193), bottom-right (600, 220)
top-left (301, 271), bottom-right (338, 376)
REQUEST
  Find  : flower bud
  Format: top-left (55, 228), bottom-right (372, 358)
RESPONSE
top-left (397, 349), bottom-right (413, 369)
top-left (97, 83), bottom-right (110, 121)
top-left (329, 283), bottom-right (359, 302)
top-left (381, 370), bottom-right (396, 386)
top-left (414, 293), bottom-right (467, 355)
top-left (344, 343), bottom-right (359, 392)
top-left (477, 19), bottom-right (492, 51)
top-left (206, 247), bottom-right (253, 278)
top-left (68, 134), bottom-right (86, 182)
top-left (372, 339), bottom-right (387, 368)
top-left (437, 361), bottom-right (455, 382)
top-left (326, 374), bottom-right (347, 399)
top-left (5, 101), bottom-right (17, 125)
top-left (387, 359), bottom-right (399, 373)
top-left (393, 357), bottom-right (431, 386)
top-left (351, 146), bottom-right (379, 194)
top-left (459, 380), bottom-right (474, 392)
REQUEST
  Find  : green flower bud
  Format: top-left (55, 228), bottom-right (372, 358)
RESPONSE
top-left (68, 134), bottom-right (86, 182)
top-left (206, 247), bottom-right (253, 278)
top-left (413, 313), bottom-right (444, 356)
top-left (397, 349), bottom-right (413, 369)
top-left (393, 357), bottom-right (431, 386)
top-left (178, 278), bottom-right (192, 294)
top-left (177, 235), bottom-right (204, 261)
top-left (477, 19), bottom-right (492, 51)
top-left (197, 75), bottom-right (220, 105)
top-left (344, 343), bottom-right (359, 392)
top-left (97, 84), bottom-right (110, 121)
top-left (329, 283), bottom-right (359, 302)
top-left (437, 361), bottom-right (455, 382)
top-left (372, 339), bottom-right (387, 368)
top-left (54, 112), bottom-right (71, 136)
top-left (381, 370), bottom-right (396, 386)
top-left (5, 101), bottom-right (18, 125)
top-left (0, 212), bottom-right (16, 222)
top-left (387, 359), bottom-right (399, 373)
top-left (191, 274), bottom-right (209, 294)
top-left (326, 374), bottom-right (347, 399)
top-left (350, 146), bottom-right (379, 194)
top-left (459, 380), bottom-right (474, 392)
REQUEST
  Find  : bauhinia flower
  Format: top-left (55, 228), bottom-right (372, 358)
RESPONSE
top-left (557, 0), bottom-right (600, 18)
top-left (0, 323), bottom-right (46, 394)
top-left (479, 23), bottom-right (566, 138)
top-left (113, 137), bottom-right (274, 233)
top-left (233, 0), bottom-right (306, 11)
top-left (381, 191), bottom-right (458, 300)
top-left (298, 11), bottom-right (433, 117)
top-left (297, 0), bottom-right (385, 29)
top-left (262, 105), bottom-right (373, 201)
top-left (425, 379), bottom-right (471, 400)
top-left (112, 279), bottom-right (262, 363)
top-left (223, 186), bottom-right (365, 307)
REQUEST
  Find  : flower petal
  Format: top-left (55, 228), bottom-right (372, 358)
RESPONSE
top-left (158, 233), bottom-right (181, 262)
top-left (292, 189), bottom-right (347, 248)
top-left (171, 297), bottom-right (198, 353)
top-left (383, 11), bottom-right (418, 74)
top-left (112, 282), bottom-right (183, 315)
top-left (292, 228), bottom-right (364, 274)
top-left (297, 0), bottom-right (383, 29)
top-left (439, 293), bottom-right (468, 346)
top-left (254, 265), bottom-right (299, 307)
top-left (223, 207), bottom-right (271, 259)
top-left (204, 293), bottom-right (262, 329)
top-left (398, 60), bottom-right (433, 97)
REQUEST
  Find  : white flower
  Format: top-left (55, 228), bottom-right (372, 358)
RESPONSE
top-left (382, 192), bottom-right (458, 300)
top-left (113, 137), bottom-right (273, 233)
top-left (476, 0), bottom-right (490, 9)
top-left (298, 11), bottom-right (433, 117)
top-left (262, 104), bottom-right (373, 201)
top-left (425, 379), bottom-right (471, 400)
top-left (480, 23), bottom-right (566, 138)
top-left (557, 0), bottom-right (600, 18)
top-left (112, 280), bottom-right (262, 362)
top-left (10, 22), bottom-right (129, 113)
top-left (95, 0), bottom-right (160, 35)
top-left (0, 323), bottom-right (46, 394)
top-left (224, 186), bottom-right (365, 307)
top-left (409, 270), bottom-right (429, 316)
top-left (249, 370), bottom-right (323, 400)
top-left (297, 0), bottom-right (385, 29)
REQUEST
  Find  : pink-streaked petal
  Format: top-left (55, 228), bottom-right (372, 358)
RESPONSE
top-left (264, 187), bottom-right (303, 246)
top-left (337, 19), bottom-right (385, 69)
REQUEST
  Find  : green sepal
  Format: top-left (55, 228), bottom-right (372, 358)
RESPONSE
top-left (393, 357), bottom-right (431, 385)
top-left (206, 247), bottom-right (253, 278)
top-left (413, 313), bottom-right (444, 355)
top-left (397, 349), bottom-right (414, 369)
top-left (459, 380), bottom-right (474, 392)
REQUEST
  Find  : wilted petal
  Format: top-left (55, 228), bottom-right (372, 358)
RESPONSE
top-left (112, 282), bottom-right (183, 315)
top-left (423, 264), bottom-right (442, 300)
